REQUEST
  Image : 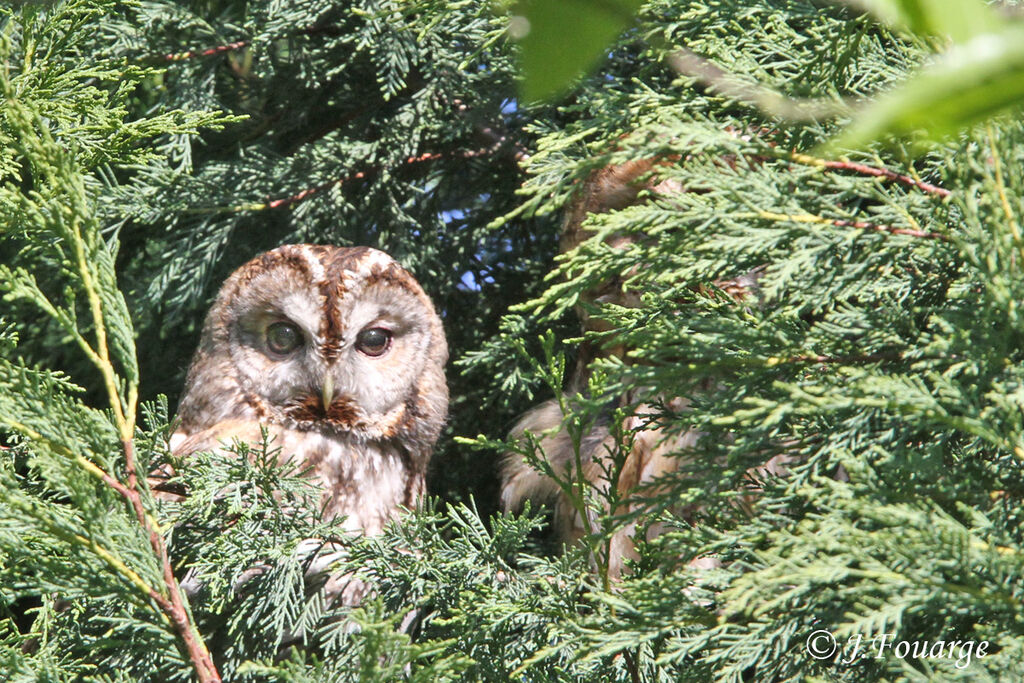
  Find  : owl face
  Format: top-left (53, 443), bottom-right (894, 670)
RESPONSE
top-left (178, 245), bottom-right (448, 445)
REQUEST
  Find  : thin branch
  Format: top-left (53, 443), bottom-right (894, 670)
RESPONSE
top-left (1, 489), bottom-right (170, 619)
top-left (0, 425), bottom-right (219, 679)
top-left (721, 128), bottom-right (951, 197)
top-left (0, 418), bottom-right (128, 497)
top-left (5, 89), bottom-right (220, 682)
top-left (190, 146), bottom-right (505, 214)
top-left (765, 351), bottom-right (905, 366)
top-left (162, 40), bottom-right (249, 62)
top-left (125, 440), bottom-right (221, 682)
top-left (787, 151), bottom-right (951, 198)
top-left (669, 52), bottom-right (948, 200)
top-left (67, 220), bottom-right (221, 681)
top-left (750, 209), bottom-right (950, 241)
top-left (156, 24), bottom-right (343, 63)
top-left (68, 214), bottom-right (131, 440)
top-left (74, 533), bottom-right (172, 613)
top-left (618, 128), bottom-right (951, 203)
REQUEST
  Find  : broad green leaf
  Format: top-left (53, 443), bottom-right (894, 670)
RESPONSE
top-left (510, 0), bottom-right (643, 102)
top-left (828, 26), bottom-right (1024, 151)
top-left (853, 0), bottom-right (1003, 43)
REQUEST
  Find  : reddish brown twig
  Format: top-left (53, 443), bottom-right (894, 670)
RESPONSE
top-left (51, 434), bottom-right (220, 680)
top-left (788, 152), bottom-right (951, 198)
top-left (264, 171), bottom-right (366, 210)
top-left (720, 128), bottom-right (951, 198)
top-left (113, 438), bottom-right (221, 682)
top-left (157, 24), bottom-right (346, 63)
top-left (263, 152), bottom-right (447, 211)
top-left (162, 40), bottom-right (249, 62)
top-left (198, 147), bottom-right (504, 214)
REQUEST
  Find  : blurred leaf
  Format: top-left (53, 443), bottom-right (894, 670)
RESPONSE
top-left (852, 0), bottom-right (1003, 43)
top-left (510, 0), bottom-right (644, 102)
top-left (828, 26), bottom-right (1024, 150)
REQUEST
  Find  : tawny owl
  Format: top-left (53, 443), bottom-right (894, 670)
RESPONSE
top-left (500, 159), bottom-right (784, 578)
top-left (156, 244), bottom-right (448, 603)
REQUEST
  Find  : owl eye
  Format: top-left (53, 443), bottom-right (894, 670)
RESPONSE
top-left (266, 321), bottom-right (302, 355)
top-left (355, 327), bottom-right (392, 357)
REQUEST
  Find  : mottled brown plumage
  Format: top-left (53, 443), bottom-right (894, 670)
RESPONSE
top-left (160, 244), bottom-right (448, 603)
top-left (500, 160), bottom-right (776, 578)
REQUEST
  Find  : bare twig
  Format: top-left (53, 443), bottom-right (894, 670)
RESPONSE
top-left (192, 145), bottom-right (509, 214)
top-left (787, 151), bottom-right (951, 198)
top-left (162, 40), bottom-right (249, 62)
top-left (156, 24), bottom-right (346, 63)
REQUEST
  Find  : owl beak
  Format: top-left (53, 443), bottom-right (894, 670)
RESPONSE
top-left (322, 374), bottom-right (335, 409)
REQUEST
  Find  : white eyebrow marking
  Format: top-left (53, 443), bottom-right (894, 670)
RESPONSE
top-left (296, 244), bottom-right (328, 283)
top-left (349, 249), bottom-right (395, 277)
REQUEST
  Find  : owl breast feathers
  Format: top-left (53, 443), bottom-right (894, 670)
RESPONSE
top-left (161, 244), bottom-right (448, 544)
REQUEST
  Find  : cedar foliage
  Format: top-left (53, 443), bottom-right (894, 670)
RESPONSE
top-left (3, 0), bottom-right (1024, 681)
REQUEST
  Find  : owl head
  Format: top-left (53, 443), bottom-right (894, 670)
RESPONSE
top-left (175, 245), bottom-right (448, 453)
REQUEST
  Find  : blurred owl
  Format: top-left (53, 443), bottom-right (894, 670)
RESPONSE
top-left (500, 160), bottom-right (784, 578)
top-left (155, 244), bottom-right (448, 603)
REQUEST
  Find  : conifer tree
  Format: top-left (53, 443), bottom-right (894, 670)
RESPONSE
top-left (4, 0), bottom-right (1024, 681)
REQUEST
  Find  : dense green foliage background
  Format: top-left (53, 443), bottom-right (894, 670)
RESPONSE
top-left (3, 0), bottom-right (1024, 680)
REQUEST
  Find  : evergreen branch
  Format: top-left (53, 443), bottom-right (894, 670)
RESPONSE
top-left (747, 209), bottom-right (950, 240)
top-left (721, 128), bottom-right (949, 197)
top-left (0, 421), bottom-right (219, 679)
top-left (661, 349), bottom-right (926, 375)
top-left (68, 213), bottom-right (134, 439)
top-left (764, 351), bottom-right (907, 365)
top-left (73, 532), bottom-right (172, 616)
top-left (125, 437), bottom-right (221, 683)
top-left (40, 100), bottom-right (223, 683)
top-left (55, 174), bottom-right (222, 679)
top-left (602, 126), bottom-right (946, 202)
top-left (111, 437), bottom-right (220, 680)
top-left (0, 416), bottom-right (131, 500)
top-left (0, 487), bottom-right (168, 617)
top-left (107, 438), bottom-right (221, 681)
top-left (1, 266), bottom-right (105, 370)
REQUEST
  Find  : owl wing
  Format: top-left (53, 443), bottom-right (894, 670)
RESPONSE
top-left (150, 419), bottom-right (270, 501)
top-left (502, 398), bottom-right (705, 578)
top-left (169, 419), bottom-right (269, 458)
